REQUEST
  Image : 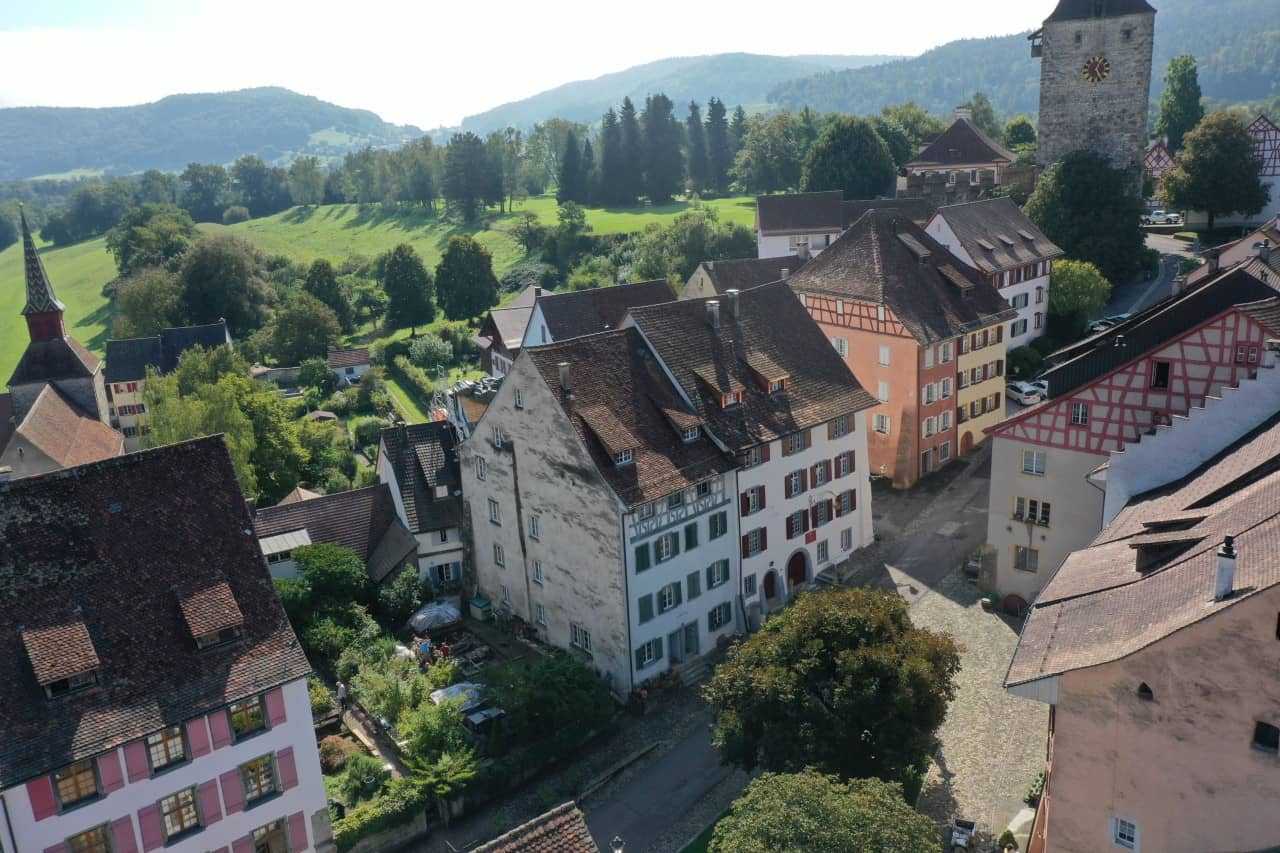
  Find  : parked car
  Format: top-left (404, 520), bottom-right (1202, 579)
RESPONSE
top-left (1142, 210), bottom-right (1182, 225)
top-left (1088, 313), bottom-right (1131, 333)
top-left (1029, 378), bottom-right (1049, 399)
top-left (1007, 381), bottom-right (1042, 405)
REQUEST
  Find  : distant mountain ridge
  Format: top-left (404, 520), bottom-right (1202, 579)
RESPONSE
top-left (0, 87), bottom-right (422, 181)
top-left (768, 0), bottom-right (1280, 118)
top-left (459, 53), bottom-right (903, 132)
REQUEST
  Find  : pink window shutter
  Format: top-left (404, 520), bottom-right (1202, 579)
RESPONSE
top-left (186, 718), bottom-right (212, 758)
top-left (220, 769), bottom-right (245, 814)
top-left (277, 747), bottom-right (299, 790)
top-left (209, 710), bottom-right (233, 749)
top-left (265, 688), bottom-right (287, 727)
top-left (199, 780), bottom-right (223, 825)
top-left (26, 776), bottom-right (57, 821)
top-left (97, 750), bottom-right (125, 793)
top-left (123, 740), bottom-right (150, 782)
top-left (43, 844), bottom-right (68, 853)
top-left (137, 804), bottom-right (164, 852)
top-left (288, 811), bottom-right (309, 852)
top-left (111, 816), bottom-right (139, 853)
top-left (232, 836), bottom-right (254, 853)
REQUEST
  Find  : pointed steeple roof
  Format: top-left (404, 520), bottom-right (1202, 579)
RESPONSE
top-left (19, 205), bottom-right (65, 316)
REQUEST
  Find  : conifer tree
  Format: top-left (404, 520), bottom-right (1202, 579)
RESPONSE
top-left (556, 130), bottom-right (582, 204)
top-left (705, 97), bottom-right (732, 194)
top-left (729, 105), bottom-right (749, 155)
top-left (580, 138), bottom-right (596, 205)
top-left (642, 94), bottom-right (684, 203)
top-left (1157, 56), bottom-right (1205, 154)
top-left (686, 101), bottom-right (709, 193)
top-left (599, 108), bottom-right (624, 205)
top-left (619, 97), bottom-right (644, 205)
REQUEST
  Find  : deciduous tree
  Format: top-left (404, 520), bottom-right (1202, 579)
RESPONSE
top-left (435, 235), bottom-right (499, 320)
top-left (177, 233), bottom-right (272, 332)
top-left (1048, 259), bottom-right (1113, 340)
top-left (269, 291), bottom-right (342, 365)
top-left (288, 156), bottom-right (326, 206)
top-left (960, 91), bottom-right (1001, 138)
top-left (380, 244), bottom-right (436, 334)
top-left (304, 258), bottom-right (355, 332)
top-left (180, 163), bottom-right (230, 222)
top-left (1003, 115), bottom-right (1037, 148)
top-left (801, 116), bottom-right (896, 199)
top-left (112, 268), bottom-right (183, 338)
top-left (105, 203), bottom-right (198, 277)
top-left (1162, 111), bottom-right (1270, 231)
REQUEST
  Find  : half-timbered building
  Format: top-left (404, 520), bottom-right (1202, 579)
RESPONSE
top-left (1184, 114), bottom-right (1280, 229)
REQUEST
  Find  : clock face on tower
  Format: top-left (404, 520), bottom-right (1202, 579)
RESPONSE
top-left (1082, 55), bottom-right (1112, 83)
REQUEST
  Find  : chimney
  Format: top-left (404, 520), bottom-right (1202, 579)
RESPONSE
top-left (558, 362), bottom-right (571, 394)
top-left (707, 300), bottom-right (721, 334)
top-left (534, 286), bottom-right (542, 298)
top-left (780, 268), bottom-right (790, 280)
top-left (954, 107), bottom-right (972, 121)
top-left (1214, 535), bottom-right (1236, 601)
top-left (1258, 239), bottom-right (1271, 263)
top-left (725, 289), bottom-right (740, 319)
top-left (1207, 249), bottom-right (1220, 275)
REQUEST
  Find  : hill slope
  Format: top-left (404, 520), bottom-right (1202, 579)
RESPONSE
top-left (769, 0), bottom-right (1280, 117)
top-left (460, 53), bottom-right (901, 132)
top-left (0, 87), bottom-right (422, 181)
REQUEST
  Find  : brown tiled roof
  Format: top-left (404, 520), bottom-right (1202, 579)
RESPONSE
top-left (8, 335), bottom-right (100, 388)
top-left (627, 281), bottom-right (878, 452)
top-left (756, 190), bottom-right (845, 234)
top-left (10, 385), bottom-right (123, 468)
top-left (906, 118), bottom-right (1015, 169)
top-left (1045, 0), bottom-right (1155, 21)
top-left (177, 581), bottom-right (245, 638)
top-left (692, 256), bottom-right (806, 295)
top-left (0, 437), bottom-right (311, 786)
top-left (277, 485), bottom-right (322, 505)
top-left (526, 329), bottom-right (733, 508)
top-left (537, 280), bottom-right (676, 341)
top-left (1007, 414), bottom-right (1280, 688)
top-left (254, 483), bottom-right (416, 581)
top-left (20, 621), bottom-right (100, 686)
top-left (930, 197), bottom-right (1064, 273)
top-left (786, 210), bottom-right (1015, 346)
top-left (842, 197), bottom-right (936, 226)
top-left (1237, 297), bottom-right (1280, 337)
top-left (473, 801), bottom-right (599, 853)
top-left (326, 348), bottom-right (370, 369)
top-left (379, 421), bottom-right (463, 534)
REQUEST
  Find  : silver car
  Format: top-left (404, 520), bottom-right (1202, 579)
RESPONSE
top-left (1007, 381), bottom-right (1042, 406)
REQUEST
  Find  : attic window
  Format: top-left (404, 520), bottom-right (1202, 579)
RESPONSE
top-left (21, 620), bottom-right (101, 696)
top-left (1137, 683), bottom-right (1154, 701)
top-left (47, 670), bottom-right (99, 698)
top-left (195, 626), bottom-right (243, 650)
top-left (997, 234), bottom-right (1015, 247)
top-left (722, 391), bottom-right (743, 408)
top-left (769, 378), bottom-right (787, 394)
top-left (683, 426), bottom-right (700, 443)
top-left (616, 449), bottom-right (634, 466)
top-left (177, 582), bottom-right (245, 648)
top-left (434, 485), bottom-right (449, 499)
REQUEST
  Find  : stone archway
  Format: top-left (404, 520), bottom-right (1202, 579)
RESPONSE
top-left (786, 550), bottom-right (809, 589)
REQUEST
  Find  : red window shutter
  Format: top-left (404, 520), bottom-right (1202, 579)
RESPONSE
top-left (26, 776), bottom-right (56, 821)
top-left (209, 710), bottom-right (232, 749)
top-left (826, 499), bottom-right (834, 521)
top-left (123, 740), bottom-right (150, 782)
top-left (810, 463), bottom-right (819, 484)
top-left (265, 688), bottom-right (287, 727)
top-left (277, 747), bottom-right (299, 790)
top-left (784, 476), bottom-right (793, 500)
top-left (758, 485), bottom-right (766, 510)
top-left (781, 437), bottom-right (791, 457)
top-left (997, 360), bottom-right (1005, 377)
top-left (802, 510), bottom-right (811, 532)
top-left (288, 811), bottom-right (309, 852)
top-left (111, 817), bottom-right (139, 853)
top-left (996, 325), bottom-right (1004, 343)
top-left (785, 515), bottom-right (794, 539)
top-left (827, 421), bottom-right (836, 440)
top-left (220, 769), bottom-right (245, 814)
top-left (137, 804), bottom-right (164, 852)
top-left (834, 496), bottom-right (842, 518)
top-left (804, 429), bottom-right (812, 450)
top-left (186, 718), bottom-right (211, 758)
top-left (233, 836), bottom-right (254, 853)
top-left (800, 468), bottom-right (808, 491)
top-left (761, 443), bottom-right (771, 463)
top-left (760, 528), bottom-right (768, 551)
top-left (740, 491), bottom-right (750, 516)
top-left (741, 534), bottom-right (750, 559)
top-left (852, 490), bottom-right (857, 511)
top-left (823, 461), bottom-right (832, 482)
top-left (98, 750), bottom-right (125, 792)
top-left (994, 392), bottom-right (1002, 409)
top-left (199, 780), bottom-right (222, 825)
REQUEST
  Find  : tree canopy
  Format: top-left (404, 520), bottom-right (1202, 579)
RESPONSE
top-left (177, 233), bottom-right (272, 332)
top-left (801, 116), bottom-right (896, 200)
top-left (304, 259), bottom-right (355, 332)
top-left (435, 235), bottom-right (499, 321)
top-left (1048, 259), bottom-right (1112, 340)
top-left (105, 203), bottom-right (198, 278)
top-left (1162, 111), bottom-right (1270, 231)
top-left (1156, 55), bottom-right (1205, 154)
top-left (380, 244), bottom-right (436, 334)
top-left (269, 291), bottom-right (342, 365)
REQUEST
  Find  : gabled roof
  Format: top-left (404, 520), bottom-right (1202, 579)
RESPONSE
top-left (8, 335), bottom-right (100, 388)
top-left (489, 306), bottom-right (534, 349)
top-left (1045, 0), bottom-right (1155, 21)
top-left (786, 210), bottom-right (1014, 345)
top-left (19, 207), bottom-right (64, 317)
top-left (3, 385), bottom-right (123, 470)
top-left (930, 197), bottom-right (1064, 273)
top-left (253, 483), bottom-right (417, 582)
top-left (473, 801), bottom-right (599, 853)
top-left (525, 328), bottom-right (733, 507)
top-left (0, 437), bottom-right (310, 786)
top-left (1007, 413), bottom-right (1280, 689)
top-left (104, 321), bottom-right (233, 383)
top-left (627, 282), bottom-right (878, 452)
top-left (537, 280), bottom-right (676, 341)
top-left (906, 117), bottom-right (1015, 169)
top-left (842, 197), bottom-right (936, 226)
top-left (692, 256), bottom-right (806, 295)
top-left (326, 347), bottom-right (370, 369)
top-left (379, 421), bottom-right (462, 534)
top-left (756, 190), bottom-right (845, 234)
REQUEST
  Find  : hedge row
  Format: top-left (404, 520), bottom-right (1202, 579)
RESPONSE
top-left (332, 777), bottom-right (431, 852)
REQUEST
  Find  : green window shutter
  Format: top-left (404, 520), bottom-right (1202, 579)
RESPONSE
top-left (687, 571), bottom-right (701, 600)
top-left (685, 523), bottom-right (698, 550)
top-left (655, 636), bottom-right (664, 660)
top-left (706, 564), bottom-right (714, 589)
top-left (638, 594), bottom-right (653, 624)
top-left (671, 533), bottom-right (681, 557)
top-left (673, 582), bottom-right (683, 606)
top-left (636, 648), bottom-right (646, 670)
top-left (635, 543), bottom-right (650, 572)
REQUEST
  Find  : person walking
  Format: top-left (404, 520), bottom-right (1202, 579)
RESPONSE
top-left (336, 680), bottom-right (348, 713)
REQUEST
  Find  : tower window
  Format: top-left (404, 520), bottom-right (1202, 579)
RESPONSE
top-left (1137, 683), bottom-right (1153, 701)
top-left (1074, 31), bottom-right (1083, 46)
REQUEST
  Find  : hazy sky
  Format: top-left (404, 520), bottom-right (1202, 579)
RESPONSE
top-left (1, 1), bottom-right (1064, 128)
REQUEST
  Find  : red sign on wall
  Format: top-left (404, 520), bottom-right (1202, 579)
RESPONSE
top-left (805, 530), bottom-right (817, 545)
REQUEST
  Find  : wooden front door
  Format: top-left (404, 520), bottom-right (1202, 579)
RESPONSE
top-left (763, 570), bottom-right (777, 599)
top-left (787, 551), bottom-right (807, 587)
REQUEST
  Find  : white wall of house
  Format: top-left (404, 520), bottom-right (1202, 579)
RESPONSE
top-left (1184, 176), bottom-right (1280, 229)
top-left (0, 678), bottom-right (329, 853)
top-left (519, 306), bottom-right (553, 349)
top-left (376, 438), bottom-right (465, 587)
top-left (106, 381), bottom-right (147, 452)
top-left (756, 230), bottom-right (841, 260)
top-left (332, 363), bottom-right (370, 386)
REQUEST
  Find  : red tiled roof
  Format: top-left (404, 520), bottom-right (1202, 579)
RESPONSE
top-left (473, 802), bottom-right (599, 853)
top-left (10, 385), bottom-right (123, 468)
top-left (326, 348), bottom-right (371, 369)
top-left (906, 117), bottom-right (1015, 169)
top-left (20, 621), bottom-right (100, 686)
top-left (177, 581), bottom-right (245, 638)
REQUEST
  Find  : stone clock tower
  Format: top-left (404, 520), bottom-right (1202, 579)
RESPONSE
top-left (1033, 0), bottom-right (1156, 193)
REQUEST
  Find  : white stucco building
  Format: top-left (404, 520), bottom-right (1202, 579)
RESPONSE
top-left (378, 421), bottom-right (466, 590)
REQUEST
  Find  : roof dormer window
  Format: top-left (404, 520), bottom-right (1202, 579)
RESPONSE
top-left (195, 626), bottom-right (243, 650)
top-left (178, 581), bottom-right (245, 651)
top-left (47, 669), bottom-right (99, 698)
top-left (769, 378), bottom-right (787, 395)
top-left (722, 391), bottom-right (743, 408)
top-left (22, 619), bottom-right (101, 699)
top-left (683, 426), bottom-right (700, 443)
top-left (615, 449), bottom-right (634, 466)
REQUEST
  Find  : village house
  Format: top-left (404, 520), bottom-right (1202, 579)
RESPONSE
top-left (786, 210), bottom-right (1015, 487)
top-left (377, 421), bottom-right (466, 590)
top-left (460, 327), bottom-right (741, 694)
top-left (1006, 414), bottom-right (1280, 853)
top-left (925, 197), bottom-right (1064, 351)
top-left (0, 209), bottom-right (121, 479)
top-left (253, 484), bottom-right (418, 585)
top-left (681, 256), bottom-right (803, 300)
top-left (324, 348), bottom-right (370, 386)
top-left (1184, 216), bottom-right (1277, 288)
top-left (475, 285), bottom-right (540, 378)
top-left (984, 255), bottom-right (1280, 606)
top-left (0, 437), bottom-right (330, 853)
top-left (754, 192), bottom-right (936, 261)
top-left (625, 282), bottom-right (878, 617)
top-left (104, 320), bottom-right (233, 450)
top-left (519, 279), bottom-right (675, 349)
top-left (901, 110), bottom-right (1016, 204)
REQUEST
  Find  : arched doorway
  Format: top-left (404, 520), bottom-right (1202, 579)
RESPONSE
top-left (961, 431), bottom-right (974, 454)
top-left (763, 570), bottom-right (778, 601)
top-left (787, 551), bottom-right (808, 588)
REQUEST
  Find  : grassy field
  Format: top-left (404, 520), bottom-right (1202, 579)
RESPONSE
top-left (0, 195), bottom-right (755, 381)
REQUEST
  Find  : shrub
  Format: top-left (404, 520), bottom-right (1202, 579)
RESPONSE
top-left (222, 205), bottom-right (251, 224)
top-left (310, 677), bottom-right (337, 719)
top-left (391, 356), bottom-right (435, 402)
top-left (318, 735), bottom-right (361, 773)
top-left (425, 657), bottom-right (462, 690)
top-left (352, 653), bottom-right (432, 725)
top-left (350, 416), bottom-right (390, 450)
top-left (377, 568), bottom-right (426, 628)
top-left (338, 753), bottom-right (391, 805)
top-left (332, 778), bottom-right (431, 852)
top-left (998, 829), bottom-right (1019, 850)
top-left (355, 368), bottom-right (388, 413)
top-left (1006, 346), bottom-right (1044, 381)
top-left (1024, 770), bottom-right (1045, 806)
top-left (299, 357), bottom-right (339, 396)
top-left (409, 334), bottom-right (453, 369)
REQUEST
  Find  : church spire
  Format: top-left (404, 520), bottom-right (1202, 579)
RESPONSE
top-left (18, 205), bottom-right (67, 340)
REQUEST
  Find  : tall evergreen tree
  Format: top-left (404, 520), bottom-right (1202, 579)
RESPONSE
top-left (557, 129), bottom-right (582, 204)
top-left (483, 132), bottom-right (508, 213)
top-left (686, 101), bottom-right (709, 193)
top-left (380, 244), bottom-right (435, 335)
top-left (1157, 55), bottom-right (1205, 154)
top-left (729, 106), bottom-right (749, 155)
top-left (442, 132), bottom-right (489, 221)
top-left (599, 108), bottom-right (624, 205)
top-left (580, 138), bottom-right (596, 205)
top-left (619, 97), bottom-right (644, 205)
top-left (303, 258), bottom-right (355, 332)
top-left (642, 94), bottom-right (684, 203)
top-left (706, 98), bottom-right (732, 194)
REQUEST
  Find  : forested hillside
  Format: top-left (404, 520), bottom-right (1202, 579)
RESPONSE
top-left (769, 0), bottom-right (1280, 117)
top-left (460, 53), bottom-right (900, 132)
top-left (0, 87), bottom-right (421, 180)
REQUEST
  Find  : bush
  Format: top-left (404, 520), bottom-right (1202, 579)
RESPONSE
top-left (350, 416), bottom-right (390, 450)
top-left (332, 778), bottom-right (431, 852)
top-left (352, 652), bottom-right (432, 725)
top-left (1024, 770), bottom-right (1045, 806)
top-left (355, 368), bottom-right (388, 413)
top-left (300, 357), bottom-right (339, 396)
top-left (310, 677), bottom-right (337, 719)
top-left (222, 205), bottom-right (251, 225)
top-left (425, 657), bottom-right (462, 690)
top-left (408, 334), bottom-right (453, 369)
top-left (338, 753), bottom-right (391, 805)
top-left (391, 355), bottom-right (436, 402)
top-left (1006, 346), bottom-right (1044, 381)
top-left (319, 735), bottom-right (361, 773)
top-left (377, 568), bottom-right (428, 628)
top-left (998, 828), bottom-right (1019, 850)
